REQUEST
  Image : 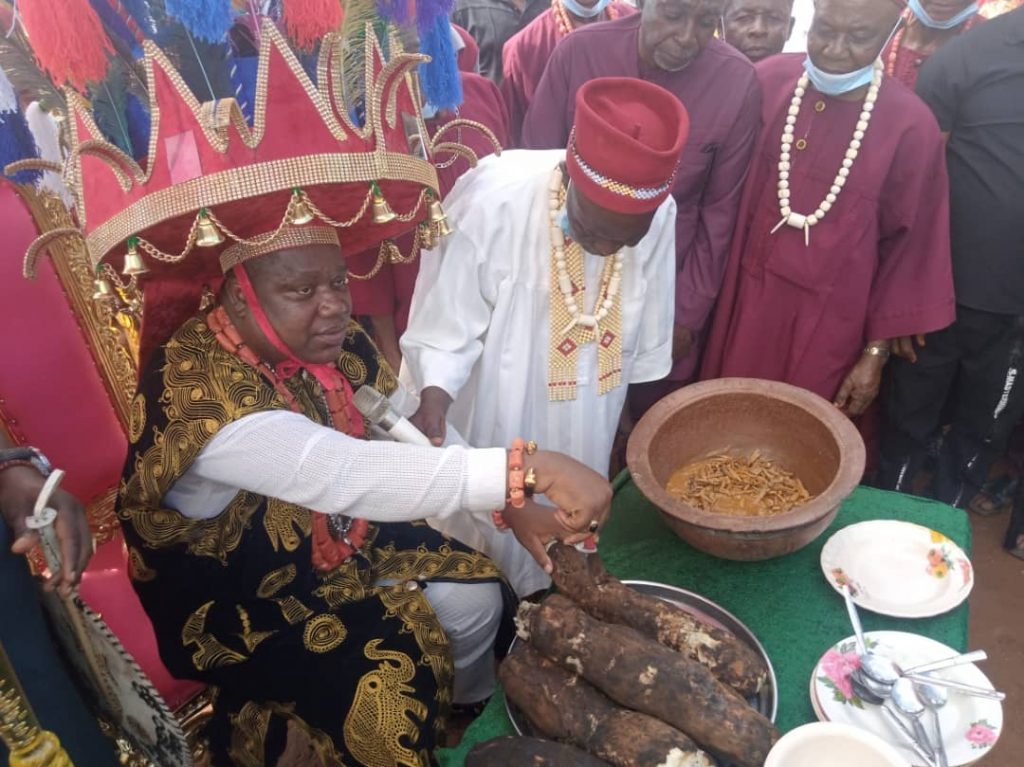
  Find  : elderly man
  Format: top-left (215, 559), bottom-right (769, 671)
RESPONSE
top-left (880, 8), bottom-right (1024, 525)
top-left (701, 0), bottom-right (955, 427)
top-left (720, 0), bottom-right (795, 61)
top-left (401, 78), bottom-right (687, 591)
top-left (883, 0), bottom-right (984, 88)
top-left (501, 0), bottom-right (636, 145)
top-left (522, 0), bottom-right (761, 414)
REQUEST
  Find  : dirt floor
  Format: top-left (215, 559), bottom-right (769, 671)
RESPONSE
top-left (965, 509), bottom-right (1022, 767)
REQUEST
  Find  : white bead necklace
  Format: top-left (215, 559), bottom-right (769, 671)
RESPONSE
top-left (548, 168), bottom-right (624, 338)
top-left (772, 60), bottom-right (883, 247)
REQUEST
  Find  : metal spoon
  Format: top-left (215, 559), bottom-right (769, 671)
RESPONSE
top-left (842, 583), bottom-right (867, 654)
top-left (915, 680), bottom-right (949, 767)
top-left (851, 673), bottom-right (936, 766)
top-left (905, 650), bottom-right (987, 675)
top-left (861, 651), bottom-right (901, 687)
top-left (891, 676), bottom-right (936, 762)
top-left (881, 703), bottom-right (938, 767)
top-left (900, 672), bottom-right (1006, 701)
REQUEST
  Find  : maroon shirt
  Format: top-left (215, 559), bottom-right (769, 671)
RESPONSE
top-left (701, 55), bottom-right (955, 401)
top-left (500, 3), bottom-right (636, 147)
top-left (522, 15), bottom-right (761, 380)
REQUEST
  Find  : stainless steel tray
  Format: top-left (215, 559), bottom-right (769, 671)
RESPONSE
top-left (505, 580), bottom-right (778, 763)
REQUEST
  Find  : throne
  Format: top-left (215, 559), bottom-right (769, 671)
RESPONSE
top-left (0, 177), bottom-right (208, 766)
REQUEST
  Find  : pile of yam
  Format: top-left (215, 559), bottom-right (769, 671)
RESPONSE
top-left (470, 544), bottom-right (779, 767)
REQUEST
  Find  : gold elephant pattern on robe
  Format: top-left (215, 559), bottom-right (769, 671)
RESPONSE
top-left (344, 639), bottom-right (430, 767)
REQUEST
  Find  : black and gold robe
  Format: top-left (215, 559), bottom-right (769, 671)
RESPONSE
top-left (118, 315), bottom-right (505, 767)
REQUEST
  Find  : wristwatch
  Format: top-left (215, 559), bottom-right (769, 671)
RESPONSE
top-left (0, 446), bottom-right (53, 476)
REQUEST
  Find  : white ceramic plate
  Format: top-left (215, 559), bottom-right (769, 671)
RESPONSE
top-left (820, 520), bottom-right (973, 618)
top-left (810, 631), bottom-right (1002, 767)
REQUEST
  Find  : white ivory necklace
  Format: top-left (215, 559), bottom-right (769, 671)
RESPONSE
top-left (548, 168), bottom-right (624, 338)
top-left (772, 61), bottom-right (883, 247)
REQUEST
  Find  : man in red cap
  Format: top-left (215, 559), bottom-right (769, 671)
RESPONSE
top-left (401, 76), bottom-right (688, 594)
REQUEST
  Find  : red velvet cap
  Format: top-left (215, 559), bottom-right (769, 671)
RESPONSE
top-left (567, 77), bottom-right (689, 215)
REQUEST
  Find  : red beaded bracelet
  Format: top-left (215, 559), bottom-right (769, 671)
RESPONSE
top-left (494, 438), bottom-right (534, 530)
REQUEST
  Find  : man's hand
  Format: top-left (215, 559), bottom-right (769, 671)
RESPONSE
top-left (525, 451), bottom-right (613, 536)
top-left (502, 499), bottom-right (589, 574)
top-left (672, 323), bottom-right (693, 362)
top-left (410, 386), bottom-right (453, 447)
top-left (891, 334), bottom-right (927, 364)
top-left (0, 466), bottom-right (92, 596)
top-left (833, 353), bottom-right (886, 418)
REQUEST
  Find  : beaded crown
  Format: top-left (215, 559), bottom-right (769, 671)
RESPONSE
top-left (20, 20), bottom-right (440, 283)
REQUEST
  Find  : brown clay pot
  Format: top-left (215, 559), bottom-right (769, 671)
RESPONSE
top-left (626, 378), bottom-right (865, 561)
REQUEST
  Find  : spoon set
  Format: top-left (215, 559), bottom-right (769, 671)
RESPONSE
top-left (838, 585), bottom-right (1003, 767)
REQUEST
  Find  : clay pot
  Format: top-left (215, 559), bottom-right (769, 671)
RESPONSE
top-left (626, 378), bottom-right (865, 561)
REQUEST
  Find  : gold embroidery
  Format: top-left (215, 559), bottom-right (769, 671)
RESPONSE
top-left (263, 499), bottom-right (311, 553)
top-left (127, 546), bottom-right (156, 582)
top-left (257, 564), bottom-right (298, 598)
top-left (336, 351), bottom-right (369, 387)
top-left (275, 596), bottom-right (315, 626)
top-left (228, 701), bottom-right (272, 767)
top-left (128, 392), bottom-right (147, 444)
top-left (378, 585), bottom-right (453, 735)
top-left (372, 543), bottom-right (502, 583)
top-left (230, 701), bottom-right (345, 767)
top-left (302, 614), bottom-right (347, 654)
top-left (344, 639), bottom-right (429, 767)
top-left (236, 605), bottom-right (276, 653)
top-left (314, 561), bottom-right (372, 608)
top-left (182, 601), bottom-right (248, 671)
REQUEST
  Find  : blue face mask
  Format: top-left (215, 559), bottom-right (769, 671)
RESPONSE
top-left (908, 0), bottom-right (978, 30)
top-left (802, 57), bottom-right (876, 95)
top-left (803, 18), bottom-right (902, 96)
top-left (561, 0), bottom-right (611, 19)
top-left (558, 208), bottom-right (575, 240)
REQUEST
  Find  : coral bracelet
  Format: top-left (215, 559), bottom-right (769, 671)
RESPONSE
top-left (493, 439), bottom-right (538, 530)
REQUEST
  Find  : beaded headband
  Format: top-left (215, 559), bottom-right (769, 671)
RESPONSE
top-left (219, 226), bottom-right (341, 272)
top-left (568, 129), bottom-right (677, 202)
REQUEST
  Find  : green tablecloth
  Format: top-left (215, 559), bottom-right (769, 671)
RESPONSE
top-left (437, 476), bottom-right (971, 766)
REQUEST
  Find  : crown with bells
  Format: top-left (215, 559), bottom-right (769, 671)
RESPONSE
top-left (16, 20), bottom-right (454, 352)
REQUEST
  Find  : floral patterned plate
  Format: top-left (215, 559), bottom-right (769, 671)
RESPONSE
top-left (810, 631), bottom-right (1002, 766)
top-left (820, 520), bottom-right (973, 618)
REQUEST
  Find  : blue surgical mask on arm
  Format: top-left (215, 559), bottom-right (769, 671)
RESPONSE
top-left (561, 0), bottom-right (612, 19)
top-left (908, 0), bottom-right (978, 30)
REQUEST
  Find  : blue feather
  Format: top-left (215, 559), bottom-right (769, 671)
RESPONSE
top-left (89, 0), bottom-right (143, 55)
top-left (231, 55), bottom-right (258, 124)
top-left (0, 109), bottom-right (42, 185)
top-left (418, 15), bottom-right (462, 113)
top-left (119, 0), bottom-right (157, 35)
top-left (164, 0), bottom-right (234, 43)
top-left (125, 92), bottom-right (151, 160)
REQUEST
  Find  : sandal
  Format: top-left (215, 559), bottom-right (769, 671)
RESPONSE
top-left (969, 475), bottom-right (1018, 517)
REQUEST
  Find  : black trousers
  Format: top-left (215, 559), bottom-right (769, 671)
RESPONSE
top-left (879, 304), bottom-right (1024, 508)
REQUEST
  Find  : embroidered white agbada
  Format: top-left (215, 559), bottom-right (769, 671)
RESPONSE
top-left (401, 148), bottom-right (676, 478)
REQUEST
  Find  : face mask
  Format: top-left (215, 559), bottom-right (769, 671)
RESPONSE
top-left (802, 57), bottom-right (876, 95)
top-left (561, 0), bottom-right (611, 19)
top-left (558, 207), bottom-right (576, 240)
top-left (803, 18), bottom-right (902, 96)
top-left (908, 0), bottom-right (978, 30)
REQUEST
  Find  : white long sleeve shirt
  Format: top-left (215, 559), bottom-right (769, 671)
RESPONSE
top-left (400, 149), bottom-right (677, 477)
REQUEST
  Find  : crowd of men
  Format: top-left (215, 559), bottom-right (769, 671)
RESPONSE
top-left (1, 0), bottom-right (1022, 764)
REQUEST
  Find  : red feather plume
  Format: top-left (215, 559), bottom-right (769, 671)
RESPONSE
top-left (282, 0), bottom-right (344, 51)
top-left (19, 0), bottom-right (114, 91)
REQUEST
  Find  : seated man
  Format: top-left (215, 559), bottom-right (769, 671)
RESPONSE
top-left (16, 21), bottom-right (610, 766)
top-left (720, 0), bottom-right (795, 62)
top-left (401, 77), bottom-right (688, 593)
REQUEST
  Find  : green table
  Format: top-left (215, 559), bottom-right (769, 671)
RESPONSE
top-left (437, 475), bottom-right (971, 766)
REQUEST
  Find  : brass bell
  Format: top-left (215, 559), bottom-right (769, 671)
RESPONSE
top-left (371, 184), bottom-right (397, 224)
top-left (92, 276), bottom-right (115, 301)
top-left (428, 197), bottom-right (453, 237)
top-left (195, 208), bottom-right (225, 247)
top-left (121, 237), bottom-right (149, 276)
top-left (290, 188), bottom-right (315, 225)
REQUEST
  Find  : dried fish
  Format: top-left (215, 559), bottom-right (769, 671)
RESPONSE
top-left (665, 452), bottom-right (813, 516)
